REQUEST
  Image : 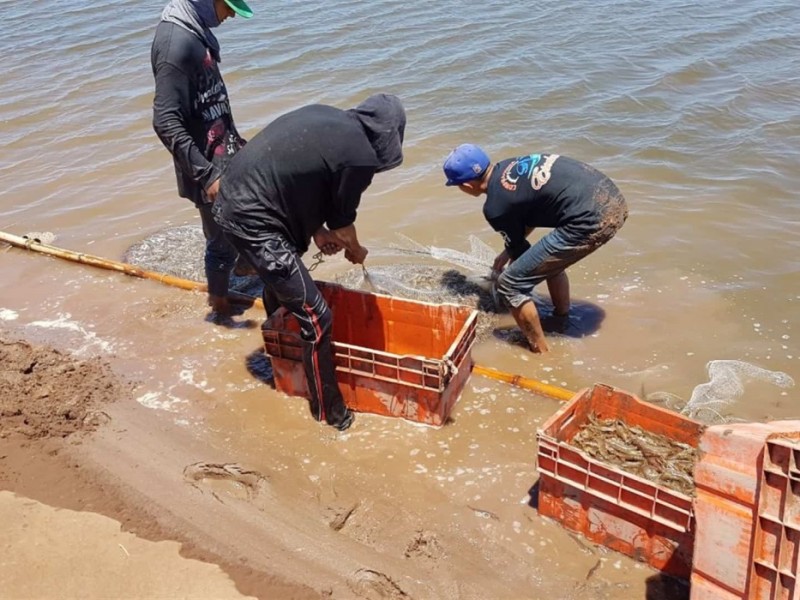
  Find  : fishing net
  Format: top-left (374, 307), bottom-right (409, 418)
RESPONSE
top-left (124, 224), bottom-right (205, 282)
top-left (680, 360), bottom-right (795, 422)
top-left (124, 227), bottom-right (518, 340)
top-left (429, 235), bottom-right (496, 273)
top-left (583, 360), bottom-right (795, 494)
top-left (123, 224), bottom-right (263, 297)
top-left (335, 264), bottom-right (501, 341)
top-left (364, 234), bottom-right (496, 277)
top-left (333, 234), bottom-right (514, 340)
top-left (647, 360), bottom-right (795, 423)
top-left (124, 228), bottom-right (500, 295)
top-left (22, 231), bottom-right (56, 245)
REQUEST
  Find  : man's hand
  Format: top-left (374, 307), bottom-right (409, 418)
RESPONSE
top-left (492, 249), bottom-right (510, 274)
top-left (313, 227), bottom-right (344, 256)
top-left (205, 178), bottom-right (220, 203)
top-left (344, 245), bottom-right (369, 265)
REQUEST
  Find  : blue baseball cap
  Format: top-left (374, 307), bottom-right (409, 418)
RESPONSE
top-left (443, 144), bottom-right (491, 186)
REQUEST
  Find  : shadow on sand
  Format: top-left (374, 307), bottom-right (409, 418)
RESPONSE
top-left (492, 298), bottom-right (606, 348)
top-left (245, 346), bottom-right (274, 387)
top-left (437, 268), bottom-right (606, 339)
top-left (645, 572), bottom-right (690, 600)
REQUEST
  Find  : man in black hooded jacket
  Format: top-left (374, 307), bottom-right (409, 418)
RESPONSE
top-left (213, 93), bottom-right (406, 431)
top-left (151, 0), bottom-right (253, 317)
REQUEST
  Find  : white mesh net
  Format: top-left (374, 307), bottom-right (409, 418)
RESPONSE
top-left (334, 234), bottom-right (501, 339)
top-left (430, 235), bottom-right (494, 274)
top-left (678, 360), bottom-right (795, 422)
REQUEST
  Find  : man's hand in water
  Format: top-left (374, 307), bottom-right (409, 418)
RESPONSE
top-left (344, 245), bottom-right (368, 265)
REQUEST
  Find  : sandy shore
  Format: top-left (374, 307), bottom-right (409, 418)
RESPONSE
top-left (0, 334), bottom-right (314, 599)
top-left (0, 332), bottom-right (687, 599)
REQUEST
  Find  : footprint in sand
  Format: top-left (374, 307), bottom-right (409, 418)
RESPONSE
top-left (327, 501), bottom-right (360, 532)
top-left (347, 569), bottom-right (409, 599)
top-left (183, 462), bottom-right (268, 502)
top-left (404, 530), bottom-right (444, 560)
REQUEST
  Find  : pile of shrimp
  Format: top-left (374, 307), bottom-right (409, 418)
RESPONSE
top-left (570, 413), bottom-right (698, 496)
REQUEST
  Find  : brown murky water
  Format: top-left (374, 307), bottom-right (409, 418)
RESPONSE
top-left (1, 0), bottom-right (798, 596)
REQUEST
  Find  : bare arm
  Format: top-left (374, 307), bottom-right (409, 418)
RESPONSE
top-left (492, 226), bottom-right (537, 276)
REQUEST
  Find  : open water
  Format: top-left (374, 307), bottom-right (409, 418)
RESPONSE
top-left (1, 1), bottom-right (799, 594)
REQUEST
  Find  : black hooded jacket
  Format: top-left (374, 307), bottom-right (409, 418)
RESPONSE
top-left (212, 94), bottom-right (405, 254)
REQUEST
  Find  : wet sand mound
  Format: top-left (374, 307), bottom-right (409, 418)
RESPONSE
top-left (0, 335), bottom-right (126, 439)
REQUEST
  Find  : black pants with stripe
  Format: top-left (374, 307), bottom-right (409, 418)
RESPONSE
top-left (224, 231), bottom-right (349, 427)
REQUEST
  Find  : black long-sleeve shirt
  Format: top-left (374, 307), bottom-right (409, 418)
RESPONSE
top-left (151, 21), bottom-right (244, 205)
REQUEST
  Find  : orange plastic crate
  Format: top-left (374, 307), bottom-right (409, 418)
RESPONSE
top-left (750, 434), bottom-right (800, 599)
top-left (536, 383), bottom-right (706, 578)
top-left (262, 282), bottom-right (478, 426)
top-left (691, 421), bottom-right (800, 600)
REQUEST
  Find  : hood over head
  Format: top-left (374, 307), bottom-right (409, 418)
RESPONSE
top-left (348, 94), bottom-right (406, 173)
top-left (161, 0), bottom-right (222, 61)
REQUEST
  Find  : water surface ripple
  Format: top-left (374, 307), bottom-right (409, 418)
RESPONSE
top-left (1, 0), bottom-right (798, 416)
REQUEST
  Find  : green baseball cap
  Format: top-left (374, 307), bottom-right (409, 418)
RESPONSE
top-left (223, 0), bottom-right (253, 18)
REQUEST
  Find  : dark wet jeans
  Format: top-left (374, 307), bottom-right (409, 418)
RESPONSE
top-left (224, 231), bottom-right (349, 427)
top-left (496, 185), bottom-right (628, 309)
top-left (198, 203), bottom-right (237, 297)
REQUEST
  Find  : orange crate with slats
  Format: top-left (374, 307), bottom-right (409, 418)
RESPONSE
top-left (536, 383), bottom-right (705, 577)
top-left (691, 423), bottom-right (800, 600)
top-left (262, 282), bottom-right (478, 426)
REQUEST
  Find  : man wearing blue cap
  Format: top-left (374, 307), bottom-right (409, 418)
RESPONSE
top-left (443, 145), bottom-right (628, 353)
top-left (151, 0), bottom-right (254, 318)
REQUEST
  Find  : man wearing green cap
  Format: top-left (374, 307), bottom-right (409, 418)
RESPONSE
top-left (151, 0), bottom-right (254, 317)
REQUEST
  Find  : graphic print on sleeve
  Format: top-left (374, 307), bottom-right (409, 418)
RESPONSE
top-left (197, 49), bottom-right (243, 163)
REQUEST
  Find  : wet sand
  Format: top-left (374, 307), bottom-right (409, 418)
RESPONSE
top-left (0, 327), bottom-right (689, 600)
top-left (2, 0), bottom-right (799, 596)
top-left (0, 491), bottom-right (256, 599)
top-left (0, 333), bottom-right (311, 598)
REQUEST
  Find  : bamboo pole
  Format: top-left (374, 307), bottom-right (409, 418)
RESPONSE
top-left (1, 230), bottom-right (575, 400)
top-left (0, 231), bottom-right (261, 308)
top-left (472, 364), bottom-right (575, 401)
